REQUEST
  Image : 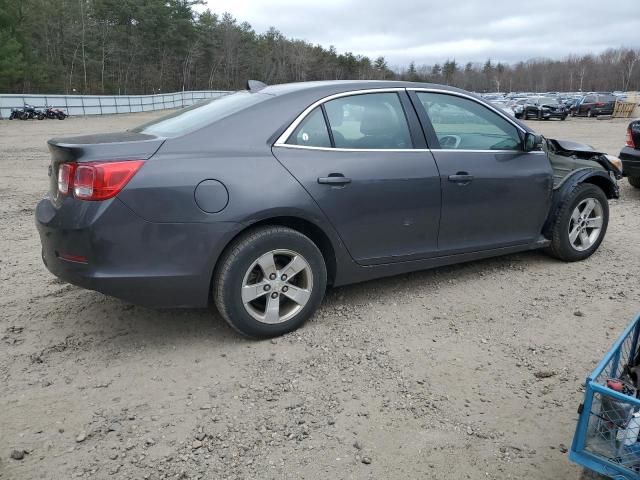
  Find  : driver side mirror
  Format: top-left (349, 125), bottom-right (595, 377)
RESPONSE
top-left (523, 132), bottom-right (543, 152)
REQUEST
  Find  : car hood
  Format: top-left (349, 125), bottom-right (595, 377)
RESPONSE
top-left (548, 138), bottom-right (604, 156)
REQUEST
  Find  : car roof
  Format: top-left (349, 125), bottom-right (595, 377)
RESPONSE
top-left (259, 80), bottom-right (471, 97)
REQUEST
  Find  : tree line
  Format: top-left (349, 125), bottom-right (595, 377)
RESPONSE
top-left (0, 0), bottom-right (638, 95)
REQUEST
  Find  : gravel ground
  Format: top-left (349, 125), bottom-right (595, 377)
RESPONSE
top-left (1, 113), bottom-right (639, 480)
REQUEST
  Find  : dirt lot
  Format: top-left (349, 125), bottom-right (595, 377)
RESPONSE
top-left (1, 113), bottom-right (639, 480)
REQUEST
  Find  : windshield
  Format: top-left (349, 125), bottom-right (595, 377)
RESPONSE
top-left (537, 97), bottom-right (558, 105)
top-left (132, 91), bottom-right (269, 137)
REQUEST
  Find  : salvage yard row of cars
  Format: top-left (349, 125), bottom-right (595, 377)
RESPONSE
top-left (485, 91), bottom-right (625, 120)
top-left (36, 80), bottom-right (632, 338)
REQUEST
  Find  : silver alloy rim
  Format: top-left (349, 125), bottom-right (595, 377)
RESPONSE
top-left (241, 249), bottom-right (313, 324)
top-left (568, 198), bottom-right (604, 252)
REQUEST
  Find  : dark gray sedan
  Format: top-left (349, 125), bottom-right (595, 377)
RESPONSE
top-left (36, 81), bottom-right (622, 337)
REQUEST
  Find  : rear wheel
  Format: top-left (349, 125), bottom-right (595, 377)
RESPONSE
top-left (545, 183), bottom-right (609, 262)
top-left (57, 112), bottom-right (66, 120)
top-left (213, 226), bottom-right (327, 338)
top-left (628, 176), bottom-right (640, 188)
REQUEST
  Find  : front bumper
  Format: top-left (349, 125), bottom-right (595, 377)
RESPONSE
top-left (620, 146), bottom-right (640, 177)
top-left (36, 196), bottom-right (241, 308)
top-left (541, 109), bottom-right (567, 119)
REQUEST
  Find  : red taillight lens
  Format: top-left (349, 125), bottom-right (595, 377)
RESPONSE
top-left (58, 252), bottom-right (88, 264)
top-left (627, 127), bottom-right (636, 148)
top-left (57, 163), bottom-right (76, 195)
top-left (73, 160), bottom-right (145, 200)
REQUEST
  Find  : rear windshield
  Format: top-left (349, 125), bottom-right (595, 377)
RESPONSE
top-left (132, 91), bottom-right (269, 137)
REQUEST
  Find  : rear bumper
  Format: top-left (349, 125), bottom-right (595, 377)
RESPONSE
top-left (591, 107), bottom-right (614, 116)
top-left (620, 146), bottom-right (640, 177)
top-left (36, 196), bottom-right (241, 307)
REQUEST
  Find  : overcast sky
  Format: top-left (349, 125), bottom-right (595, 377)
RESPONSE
top-left (200, 0), bottom-right (638, 68)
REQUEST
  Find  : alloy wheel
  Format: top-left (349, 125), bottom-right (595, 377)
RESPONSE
top-left (568, 198), bottom-right (604, 252)
top-left (241, 249), bottom-right (313, 324)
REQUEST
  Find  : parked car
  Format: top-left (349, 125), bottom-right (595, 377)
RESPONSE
top-left (565, 97), bottom-right (582, 113)
top-left (520, 96), bottom-right (568, 120)
top-left (510, 98), bottom-right (528, 118)
top-left (620, 119), bottom-right (640, 188)
top-left (571, 94), bottom-right (617, 117)
top-left (489, 100), bottom-right (515, 116)
top-left (35, 80), bottom-right (623, 338)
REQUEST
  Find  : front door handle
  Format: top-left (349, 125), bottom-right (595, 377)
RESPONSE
top-left (318, 174), bottom-right (352, 185)
top-left (448, 172), bottom-right (474, 184)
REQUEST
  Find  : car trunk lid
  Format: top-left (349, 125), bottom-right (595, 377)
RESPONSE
top-left (47, 131), bottom-right (165, 206)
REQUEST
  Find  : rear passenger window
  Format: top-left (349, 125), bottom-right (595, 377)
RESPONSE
top-left (324, 93), bottom-right (413, 149)
top-left (287, 107), bottom-right (331, 148)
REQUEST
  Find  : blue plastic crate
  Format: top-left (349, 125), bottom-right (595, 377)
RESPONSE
top-left (570, 313), bottom-right (640, 479)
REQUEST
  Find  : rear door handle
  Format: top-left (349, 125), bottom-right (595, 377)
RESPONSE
top-left (448, 173), bottom-right (474, 184)
top-left (318, 174), bottom-right (351, 185)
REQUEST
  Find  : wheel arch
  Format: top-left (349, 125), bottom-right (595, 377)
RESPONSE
top-left (580, 174), bottom-right (618, 199)
top-left (208, 214), bottom-right (339, 304)
top-left (542, 169), bottom-right (617, 238)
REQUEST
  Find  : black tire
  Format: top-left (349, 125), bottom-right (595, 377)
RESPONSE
top-left (213, 226), bottom-right (327, 338)
top-left (628, 176), bottom-right (640, 189)
top-left (37, 113), bottom-right (45, 120)
top-left (545, 183), bottom-right (609, 262)
top-left (57, 112), bottom-right (66, 120)
top-left (20, 112), bottom-right (28, 120)
top-left (561, 115), bottom-right (567, 121)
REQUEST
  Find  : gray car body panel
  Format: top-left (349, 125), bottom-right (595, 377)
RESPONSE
top-left (35, 80), bottom-right (618, 307)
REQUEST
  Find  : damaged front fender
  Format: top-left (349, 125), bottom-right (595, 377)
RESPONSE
top-left (542, 168), bottom-right (619, 239)
top-left (546, 137), bottom-right (624, 178)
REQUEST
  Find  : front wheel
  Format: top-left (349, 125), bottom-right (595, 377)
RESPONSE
top-left (213, 226), bottom-right (327, 338)
top-left (545, 184), bottom-right (609, 262)
top-left (628, 176), bottom-right (640, 188)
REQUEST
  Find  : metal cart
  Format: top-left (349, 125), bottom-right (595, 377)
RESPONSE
top-left (570, 313), bottom-right (640, 479)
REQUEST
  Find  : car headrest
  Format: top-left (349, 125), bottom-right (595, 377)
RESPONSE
top-left (359, 104), bottom-right (394, 136)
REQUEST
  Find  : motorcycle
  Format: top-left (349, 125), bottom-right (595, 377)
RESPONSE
top-left (9, 108), bottom-right (25, 120)
top-left (21, 104), bottom-right (45, 120)
top-left (44, 106), bottom-right (67, 120)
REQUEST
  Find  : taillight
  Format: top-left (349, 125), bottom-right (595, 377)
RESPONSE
top-left (73, 160), bottom-right (145, 200)
top-left (627, 127), bottom-right (636, 148)
top-left (57, 163), bottom-right (76, 195)
top-left (595, 102), bottom-right (606, 107)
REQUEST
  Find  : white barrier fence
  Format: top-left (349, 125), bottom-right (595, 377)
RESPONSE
top-left (0, 90), bottom-right (231, 119)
